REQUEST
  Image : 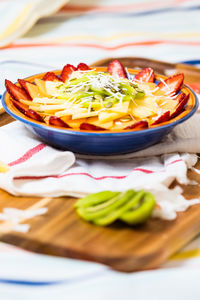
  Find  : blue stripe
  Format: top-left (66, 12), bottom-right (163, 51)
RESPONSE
top-left (98, 5), bottom-right (200, 18)
top-left (0, 270), bottom-right (107, 287)
top-left (39, 5), bottom-right (200, 23)
top-left (125, 5), bottom-right (200, 18)
top-left (0, 279), bottom-right (60, 286)
top-left (181, 60), bottom-right (200, 66)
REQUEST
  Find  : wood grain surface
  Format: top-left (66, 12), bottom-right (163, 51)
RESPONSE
top-left (0, 58), bottom-right (200, 272)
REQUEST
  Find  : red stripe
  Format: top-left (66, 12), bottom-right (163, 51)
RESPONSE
top-left (131, 168), bottom-right (154, 174)
top-left (61, 0), bottom-right (189, 13)
top-left (5, 40), bottom-right (200, 51)
top-left (166, 159), bottom-right (183, 166)
top-left (14, 159), bottom-right (183, 181)
top-left (9, 144), bottom-right (46, 167)
top-left (15, 173), bottom-right (127, 180)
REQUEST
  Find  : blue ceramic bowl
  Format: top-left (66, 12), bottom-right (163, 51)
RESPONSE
top-left (2, 68), bottom-right (198, 155)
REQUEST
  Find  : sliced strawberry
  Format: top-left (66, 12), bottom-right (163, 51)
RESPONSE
top-left (11, 99), bottom-right (44, 122)
top-left (157, 73), bottom-right (184, 96)
top-left (18, 79), bottom-right (45, 100)
top-left (43, 72), bottom-right (60, 81)
top-left (170, 93), bottom-right (189, 119)
top-left (107, 60), bottom-right (127, 78)
top-left (25, 109), bottom-right (44, 122)
top-left (133, 68), bottom-right (154, 83)
top-left (49, 116), bottom-right (70, 128)
top-left (80, 123), bottom-right (105, 131)
top-left (11, 99), bottom-right (27, 113)
top-left (125, 120), bottom-right (148, 130)
top-left (77, 63), bottom-right (91, 71)
top-left (61, 64), bottom-right (77, 82)
top-left (5, 79), bottom-right (31, 101)
top-left (175, 92), bottom-right (186, 103)
top-left (151, 111), bottom-right (170, 126)
top-left (18, 79), bottom-right (34, 98)
top-left (18, 78), bottom-right (29, 90)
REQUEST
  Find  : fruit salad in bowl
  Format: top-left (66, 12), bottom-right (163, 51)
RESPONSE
top-left (2, 60), bottom-right (198, 155)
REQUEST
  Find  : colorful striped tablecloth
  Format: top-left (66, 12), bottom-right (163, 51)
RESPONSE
top-left (0, 0), bottom-right (70, 47)
top-left (1, 0), bottom-right (200, 299)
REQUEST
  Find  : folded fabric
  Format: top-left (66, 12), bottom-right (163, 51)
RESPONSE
top-left (0, 119), bottom-right (200, 220)
top-left (0, 0), bottom-right (70, 48)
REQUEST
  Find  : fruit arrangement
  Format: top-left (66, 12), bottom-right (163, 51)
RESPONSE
top-left (5, 60), bottom-right (190, 131)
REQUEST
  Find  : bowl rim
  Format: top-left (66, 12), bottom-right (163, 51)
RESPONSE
top-left (2, 67), bottom-right (199, 137)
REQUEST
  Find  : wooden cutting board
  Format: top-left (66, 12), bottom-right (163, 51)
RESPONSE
top-left (0, 57), bottom-right (200, 272)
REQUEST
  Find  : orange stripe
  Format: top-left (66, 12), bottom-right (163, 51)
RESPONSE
top-left (61, 3), bottom-right (159, 13)
top-left (4, 40), bottom-right (200, 51)
top-left (61, 0), bottom-right (189, 13)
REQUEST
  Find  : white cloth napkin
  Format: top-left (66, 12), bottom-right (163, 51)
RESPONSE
top-left (0, 114), bottom-right (200, 220)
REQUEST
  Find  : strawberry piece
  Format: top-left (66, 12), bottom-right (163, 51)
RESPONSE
top-left (49, 116), bottom-right (70, 128)
top-left (18, 78), bottom-right (29, 90)
top-left (11, 99), bottom-right (44, 122)
top-left (11, 99), bottom-right (27, 114)
top-left (133, 68), bottom-right (154, 83)
top-left (175, 92), bottom-right (186, 103)
top-left (170, 93), bottom-right (189, 119)
top-left (80, 123), bottom-right (105, 131)
top-left (157, 73), bottom-right (184, 96)
top-left (43, 72), bottom-right (60, 81)
top-left (77, 63), bottom-right (91, 71)
top-left (125, 120), bottom-right (148, 130)
top-left (151, 111), bottom-right (170, 126)
top-left (61, 64), bottom-right (77, 82)
top-left (25, 109), bottom-right (44, 122)
top-left (107, 60), bottom-right (127, 78)
top-left (18, 79), bottom-right (34, 99)
top-left (19, 79), bottom-right (48, 99)
top-left (5, 79), bottom-right (31, 101)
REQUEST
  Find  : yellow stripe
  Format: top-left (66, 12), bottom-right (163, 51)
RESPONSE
top-left (170, 248), bottom-right (200, 260)
top-left (0, 3), bottom-right (32, 41)
top-left (165, 32), bottom-right (200, 39)
top-left (25, 32), bottom-right (133, 42)
top-left (23, 31), bottom-right (200, 43)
